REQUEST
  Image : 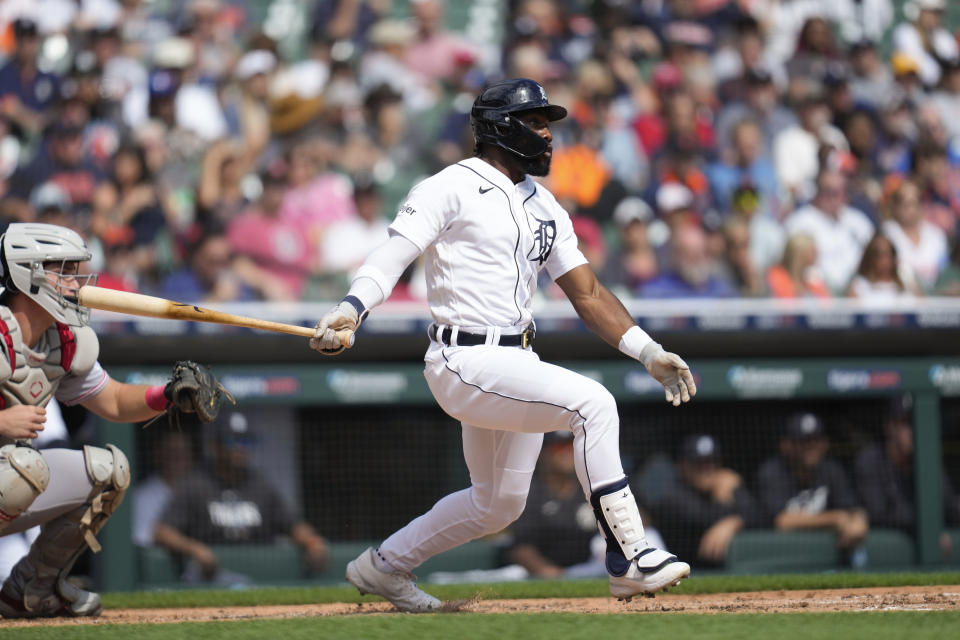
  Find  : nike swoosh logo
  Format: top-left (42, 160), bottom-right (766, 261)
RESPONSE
top-left (479, 186), bottom-right (494, 194)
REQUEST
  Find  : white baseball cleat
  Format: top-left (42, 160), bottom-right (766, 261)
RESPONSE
top-left (346, 548), bottom-right (441, 613)
top-left (608, 548), bottom-right (690, 602)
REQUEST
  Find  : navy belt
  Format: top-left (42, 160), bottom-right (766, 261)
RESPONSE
top-left (429, 324), bottom-right (535, 349)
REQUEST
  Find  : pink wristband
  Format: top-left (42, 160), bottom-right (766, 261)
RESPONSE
top-left (145, 385), bottom-right (169, 412)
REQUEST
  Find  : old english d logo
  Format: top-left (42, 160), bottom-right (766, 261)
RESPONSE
top-left (526, 217), bottom-right (556, 265)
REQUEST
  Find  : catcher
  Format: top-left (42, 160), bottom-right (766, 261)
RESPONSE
top-left (0, 223), bottom-right (232, 618)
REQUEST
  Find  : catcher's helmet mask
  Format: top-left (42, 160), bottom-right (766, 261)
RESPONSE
top-left (471, 78), bottom-right (567, 159)
top-left (0, 223), bottom-right (97, 326)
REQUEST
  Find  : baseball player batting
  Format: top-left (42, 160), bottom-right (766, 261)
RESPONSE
top-left (311, 79), bottom-right (696, 612)
top-left (0, 223), bottom-right (231, 618)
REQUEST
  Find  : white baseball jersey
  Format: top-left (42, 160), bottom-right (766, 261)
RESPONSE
top-left (389, 156), bottom-right (588, 329)
top-left (374, 157), bottom-right (631, 573)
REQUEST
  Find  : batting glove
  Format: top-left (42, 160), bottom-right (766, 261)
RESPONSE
top-left (640, 342), bottom-right (696, 406)
top-left (310, 297), bottom-right (367, 355)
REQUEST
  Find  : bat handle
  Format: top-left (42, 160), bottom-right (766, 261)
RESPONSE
top-left (335, 329), bottom-right (356, 348)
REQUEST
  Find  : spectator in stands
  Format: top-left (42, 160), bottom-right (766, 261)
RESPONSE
top-left (601, 197), bottom-right (660, 294)
top-left (196, 139), bottom-right (250, 227)
top-left (320, 177), bottom-right (390, 276)
top-left (160, 225), bottom-right (253, 303)
top-left (756, 413), bottom-right (869, 556)
top-left (95, 232), bottom-right (140, 293)
top-left (929, 58), bottom-right (960, 141)
top-left (728, 184), bottom-right (785, 274)
top-left (913, 141), bottom-right (960, 237)
top-left (773, 90), bottom-right (846, 208)
top-left (133, 431), bottom-right (195, 548)
top-left (720, 217), bottom-right (765, 297)
top-left (154, 412), bottom-right (329, 584)
top-left (714, 68), bottom-right (796, 160)
top-left (766, 233), bottom-right (832, 299)
top-left (883, 177), bottom-right (948, 291)
top-left (785, 171), bottom-right (875, 293)
top-left (892, 0), bottom-right (959, 88)
top-left (653, 434), bottom-right (764, 569)
top-left (27, 182), bottom-right (74, 231)
top-left (934, 238), bottom-right (960, 295)
top-left (847, 39), bottom-right (896, 110)
top-left (405, 0), bottom-right (476, 83)
top-left (3, 122), bottom-right (105, 223)
top-left (707, 119), bottom-right (779, 215)
top-left (0, 18), bottom-right (57, 137)
top-left (642, 223), bottom-right (737, 298)
top-left (228, 162), bottom-right (312, 301)
top-left (91, 141), bottom-right (165, 254)
top-left (846, 234), bottom-right (920, 303)
top-left (854, 394), bottom-right (960, 557)
top-left (786, 17), bottom-right (841, 83)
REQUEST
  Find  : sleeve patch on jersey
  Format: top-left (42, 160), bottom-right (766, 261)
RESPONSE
top-left (398, 204), bottom-right (416, 216)
top-left (0, 318), bottom-right (15, 372)
top-left (55, 322), bottom-right (77, 372)
top-left (526, 217), bottom-right (556, 265)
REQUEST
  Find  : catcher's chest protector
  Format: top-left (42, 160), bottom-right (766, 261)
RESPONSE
top-left (0, 306), bottom-right (99, 424)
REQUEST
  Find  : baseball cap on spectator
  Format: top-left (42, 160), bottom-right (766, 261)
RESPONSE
top-left (890, 52), bottom-right (920, 77)
top-left (29, 182), bottom-right (70, 214)
top-left (783, 413), bottom-right (826, 440)
top-left (613, 196), bottom-right (653, 228)
top-left (369, 19), bottom-right (416, 48)
top-left (90, 24), bottom-right (120, 41)
top-left (663, 21), bottom-right (714, 52)
top-left (148, 70), bottom-right (179, 101)
top-left (13, 17), bottom-right (38, 38)
top-left (49, 121), bottom-right (83, 139)
top-left (680, 434), bottom-right (721, 462)
top-left (886, 393), bottom-right (914, 421)
top-left (153, 37), bottom-right (194, 69)
top-left (651, 63), bottom-right (684, 92)
top-left (235, 49), bottom-right (276, 81)
top-left (745, 67), bottom-right (774, 86)
top-left (848, 38), bottom-right (876, 55)
top-left (214, 411), bottom-right (257, 448)
top-left (822, 63), bottom-right (848, 89)
top-left (906, 0), bottom-right (946, 12)
top-left (269, 93), bottom-right (324, 136)
top-left (656, 183), bottom-right (694, 214)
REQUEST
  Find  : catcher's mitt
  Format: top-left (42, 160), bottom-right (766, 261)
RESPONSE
top-left (163, 361), bottom-right (235, 424)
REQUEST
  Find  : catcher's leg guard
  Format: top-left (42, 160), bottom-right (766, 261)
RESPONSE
top-left (0, 445), bottom-right (51, 534)
top-left (591, 478), bottom-right (690, 599)
top-left (0, 444), bottom-right (129, 618)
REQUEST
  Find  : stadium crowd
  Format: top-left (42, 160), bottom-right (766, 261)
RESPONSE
top-left (0, 0), bottom-right (958, 304)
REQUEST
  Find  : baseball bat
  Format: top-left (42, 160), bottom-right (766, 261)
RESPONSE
top-left (77, 285), bottom-right (355, 347)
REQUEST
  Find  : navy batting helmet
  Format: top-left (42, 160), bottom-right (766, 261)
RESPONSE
top-left (470, 78), bottom-right (567, 158)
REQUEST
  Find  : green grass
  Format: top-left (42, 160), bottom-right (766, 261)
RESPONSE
top-left (100, 570), bottom-right (960, 610)
top-left (6, 612), bottom-right (960, 640)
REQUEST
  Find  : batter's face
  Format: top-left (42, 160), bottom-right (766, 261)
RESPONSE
top-left (516, 111), bottom-right (553, 177)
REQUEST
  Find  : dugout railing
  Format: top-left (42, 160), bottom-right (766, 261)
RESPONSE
top-left (93, 355), bottom-right (960, 592)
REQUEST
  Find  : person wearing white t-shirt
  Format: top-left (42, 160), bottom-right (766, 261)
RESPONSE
top-left (309, 79), bottom-right (696, 612)
top-left (785, 171), bottom-right (875, 293)
top-left (882, 178), bottom-right (948, 291)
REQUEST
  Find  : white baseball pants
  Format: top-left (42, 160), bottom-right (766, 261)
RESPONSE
top-left (379, 342), bottom-right (625, 571)
top-left (2, 449), bottom-right (94, 535)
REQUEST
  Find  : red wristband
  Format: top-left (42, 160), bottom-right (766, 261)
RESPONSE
top-left (145, 385), bottom-right (170, 412)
